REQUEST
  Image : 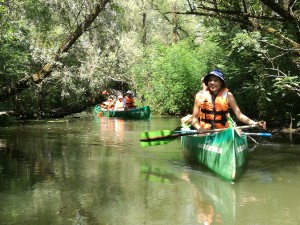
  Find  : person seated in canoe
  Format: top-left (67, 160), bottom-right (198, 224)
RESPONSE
top-left (123, 90), bottom-right (136, 110)
top-left (99, 101), bottom-right (109, 110)
top-left (99, 95), bottom-right (114, 110)
top-left (107, 95), bottom-right (115, 110)
top-left (114, 95), bottom-right (125, 111)
top-left (191, 69), bottom-right (266, 133)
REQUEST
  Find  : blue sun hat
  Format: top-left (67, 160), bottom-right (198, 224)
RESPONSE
top-left (203, 69), bottom-right (226, 87)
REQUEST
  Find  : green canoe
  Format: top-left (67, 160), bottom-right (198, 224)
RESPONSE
top-left (181, 127), bottom-right (248, 182)
top-left (94, 105), bottom-right (151, 119)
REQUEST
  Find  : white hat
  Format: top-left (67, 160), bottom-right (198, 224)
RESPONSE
top-left (118, 95), bottom-right (123, 99)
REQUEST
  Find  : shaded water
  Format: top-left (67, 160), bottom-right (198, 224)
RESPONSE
top-left (0, 114), bottom-right (299, 225)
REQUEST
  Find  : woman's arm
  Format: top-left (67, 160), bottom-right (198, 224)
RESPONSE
top-left (228, 92), bottom-right (266, 129)
top-left (191, 92), bottom-right (205, 132)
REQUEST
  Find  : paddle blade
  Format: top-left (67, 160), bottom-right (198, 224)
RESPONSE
top-left (140, 137), bottom-right (177, 147)
top-left (140, 130), bottom-right (176, 147)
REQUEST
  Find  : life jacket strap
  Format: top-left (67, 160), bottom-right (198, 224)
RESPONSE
top-left (201, 114), bottom-right (228, 126)
top-left (201, 109), bottom-right (228, 115)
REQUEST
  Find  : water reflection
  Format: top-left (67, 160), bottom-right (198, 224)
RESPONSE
top-left (0, 140), bottom-right (58, 193)
top-left (0, 146), bottom-right (32, 192)
top-left (140, 164), bottom-right (178, 184)
top-left (0, 117), bottom-right (300, 225)
top-left (96, 117), bottom-right (135, 147)
top-left (181, 165), bottom-right (300, 225)
top-left (179, 139), bottom-right (300, 224)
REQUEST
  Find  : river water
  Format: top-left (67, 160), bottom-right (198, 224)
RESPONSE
top-left (0, 114), bottom-right (299, 225)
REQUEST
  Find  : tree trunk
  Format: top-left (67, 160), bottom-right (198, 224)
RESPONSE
top-left (172, 3), bottom-right (178, 44)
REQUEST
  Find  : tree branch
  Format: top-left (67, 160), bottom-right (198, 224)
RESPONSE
top-left (255, 22), bottom-right (300, 51)
top-left (174, 7), bottom-right (283, 22)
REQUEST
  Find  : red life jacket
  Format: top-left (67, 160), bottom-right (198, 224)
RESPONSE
top-left (125, 96), bottom-right (135, 109)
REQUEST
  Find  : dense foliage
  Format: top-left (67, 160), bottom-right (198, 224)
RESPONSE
top-left (182, 0), bottom-right (300, 127)
top-left (0, 0), bottom-right (299, 127)
top-left (132, 40), bottom-right (226, 115)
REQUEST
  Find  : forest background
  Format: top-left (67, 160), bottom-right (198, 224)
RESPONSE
top-left (0, 0), bottom-right (299, 128)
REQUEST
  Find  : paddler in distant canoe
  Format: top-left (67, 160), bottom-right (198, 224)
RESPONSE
top-left (123, 90), bottom-right (136, 110)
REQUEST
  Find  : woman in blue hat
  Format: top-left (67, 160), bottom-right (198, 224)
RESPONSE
top-left (191, 69), bottom-right (266, 132)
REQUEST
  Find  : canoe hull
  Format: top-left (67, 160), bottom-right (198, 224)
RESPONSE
top-left (94, 106), bottom-right (151, 119)
top-left (181, 128), bottom-right (248, 182)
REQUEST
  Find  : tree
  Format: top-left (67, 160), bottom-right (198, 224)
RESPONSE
top-left (132, 40), bottom-right (226, 115)
top-left (173, 0), bottom-right (300, 126)
top-left (0, 0), bottom-right (111, 100)
top-left (180, 0), bottom-right (300, 97)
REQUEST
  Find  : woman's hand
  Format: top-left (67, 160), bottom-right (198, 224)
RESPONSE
top-left (196, 127), bottom-right (206, 134)
top-left (256, 120), bottom-right (266, 129)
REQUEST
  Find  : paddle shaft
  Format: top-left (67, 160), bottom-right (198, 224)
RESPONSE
top-left (243, 132), bottom-right (272, 137)
top-left (140, 125), bottom-right (259, 142)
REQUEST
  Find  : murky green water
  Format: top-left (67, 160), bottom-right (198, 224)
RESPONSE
top-left (0, 114), bottom-right (299, 225)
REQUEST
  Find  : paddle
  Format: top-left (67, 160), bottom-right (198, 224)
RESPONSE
top-left (243, 132), bottom-right (272, 137)
top-left (139, 125), bottom-right (260, 147)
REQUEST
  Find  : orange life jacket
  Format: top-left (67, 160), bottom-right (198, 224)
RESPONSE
top-left (199, 87), bottom-right (229, 129)
top-left (125, 96), bottom-right (135, 109)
